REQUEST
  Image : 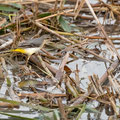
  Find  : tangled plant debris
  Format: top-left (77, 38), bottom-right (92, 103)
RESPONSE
top-left (0, 0), bottom-right (120, 120)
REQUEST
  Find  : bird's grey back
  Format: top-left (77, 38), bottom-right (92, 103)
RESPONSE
top-left (19, 34), bottom-right (50, 47)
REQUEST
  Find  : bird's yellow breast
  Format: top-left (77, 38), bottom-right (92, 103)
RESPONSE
top-left (11, 48), bottom-right (26, 54)
top-left (11, 48), bottom-right (40, 56)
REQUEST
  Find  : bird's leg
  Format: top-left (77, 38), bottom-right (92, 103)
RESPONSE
top-left (39, 40), bottom-right (48, 49)
top-left (25, 55), bottom-right (31, 65)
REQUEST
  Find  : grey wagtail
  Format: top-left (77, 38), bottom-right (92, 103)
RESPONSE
top-left (10, 34), bottom-right (51, 64)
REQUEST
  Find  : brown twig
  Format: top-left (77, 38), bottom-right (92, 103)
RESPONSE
top-left (72, 59), bottom-right (119, 105)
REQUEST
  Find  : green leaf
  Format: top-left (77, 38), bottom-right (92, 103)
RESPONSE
top-left (59, 16), bottom-right (71, 32)
top-left (0, 4), bottom-right (18, 12)
top-left (0, 98), bottom-right (53, 112)
top-left (18, 79), bottom-right (40, 88)
top-left (6, 77), bottom-right (11, 87)
top-left (85, 106), bottom-right (99, 113)
top-left (38, 12), bottom-right (51, 18)
top-left (76, 104), bottom-right (86, 120)
top-left (9, 3), bottom-right (23, 9)
top-left (53, 110), bottom-right (60, 120)
top-left (0, 111), bottom-right (37, 120)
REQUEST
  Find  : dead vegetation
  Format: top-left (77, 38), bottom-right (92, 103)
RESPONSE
top-left (0, 0), bottom-right (120, 119)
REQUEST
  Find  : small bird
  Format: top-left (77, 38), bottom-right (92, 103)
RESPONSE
top-left (11, 34), bottom-right (51, 64)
